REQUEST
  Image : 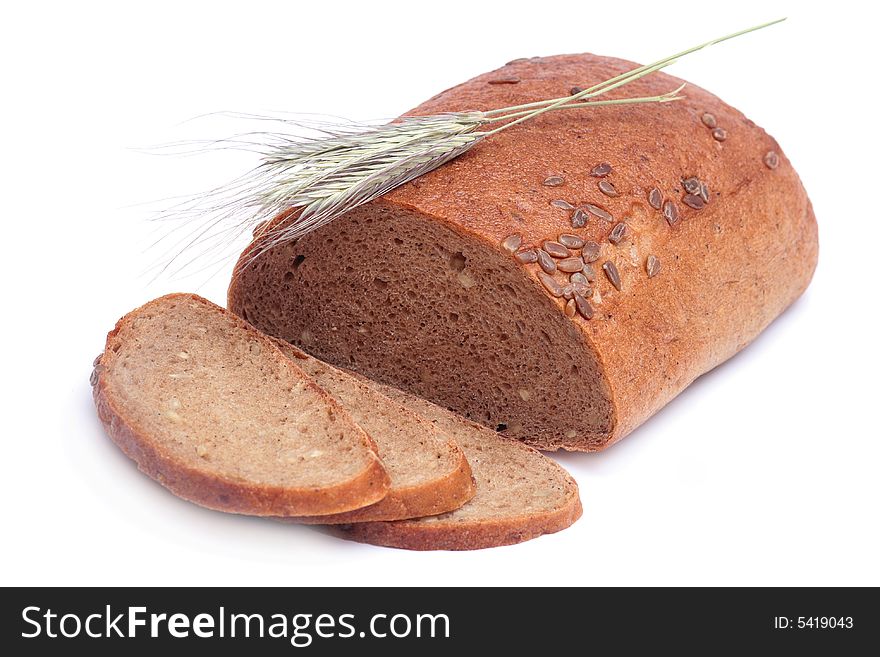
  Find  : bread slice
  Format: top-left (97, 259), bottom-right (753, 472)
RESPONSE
top-left (92, 293), bottom-right (390, 517)
top-left (333, 379), bottom-right (582, 550)
top-left (274, 342), bottom-right (475, 523)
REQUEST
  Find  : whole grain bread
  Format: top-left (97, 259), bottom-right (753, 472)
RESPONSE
top-left (92, 293), bottom-right (390, 516)
top-left (274, 341), bottom-right (475, 523)
top-left (228, 53), bottom-right (819, 451)
top-left (334, 379), bottom-right (582, 550)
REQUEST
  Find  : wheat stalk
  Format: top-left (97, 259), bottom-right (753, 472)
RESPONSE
top-left (154, 18), bottom-right (784, 277)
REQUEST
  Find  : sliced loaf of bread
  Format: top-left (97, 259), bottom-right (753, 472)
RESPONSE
top-left (228, 55), bottom-right (817, 453)
top-left (334, 378), bottom-right (582, 550)
top-left (275, 342), bottom-right (475, 523)
top-left (92, 294), bottom-right (390, 517)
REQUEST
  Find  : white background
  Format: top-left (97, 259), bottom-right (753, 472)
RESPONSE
top-left (2, 0), bottom-right (878, 586)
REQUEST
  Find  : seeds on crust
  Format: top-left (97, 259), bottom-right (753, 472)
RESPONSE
top-left (536, 249), bottom-right (557, 274)
top-left (646, 255), bottom-right (661, 278)
top-left (712, 127), bottom-right (728, 142)
top-left (488, 76), bottom-right (521, 84)
top-left (682, 194), bottom-right (705, 210)
top-left (570, 208), bottom-right (588, 228)
top-left (602, 261), bottom-right (622, 290)
top-left (538, 272), bottom-right (564, 297)
top-left (551, 199), bottom-right (575, 210)
top-left (570, 86), bottom-right (584, 95)
top-left (701, 112), bottom-right (717, 128)
top-left (662, 200), bottom-right (680, 226)
top-left (683, 177), bottom-right (702, 195)
top-left (564, 298), bottom-right (577, 317)
top-left (598, 180), bottom-right (619, 197)
top-left (574, 293), bottom-right (594, 319)
top-left (590, 162), bottom-right (612, 177)
top-left (581, 241), bottom-right (600, 263)
top-left (93, 353), bottom-right (103, 367)
top-left (584, 203), bottom-right (612, 222)
top-left (558, 234), bottom-right (585, 249)
top-left (648, 187), bottom-right (663, 210)
top-left (543, 175), bottom-right (565, 187)
top-left (89, 368), bottom-right (99, 386)
top-left (570, 278), bottom-right (590, 297)
top-left (542, 241), bottom-right (569, 258)
top-left (683, 177), bottom-right (709, 205)
top-left (501, 234), bottom-right (522, 253)
top-left (558, 257), bottom-right (586, 273)
top-left (608, 222), bottom-right (627, 244)
top-left (581, 263), bottom-right (596, 282)
top-left (514, 248), bottom-right (538, 264)
top-left (764, 151), bottom-right (779, 169)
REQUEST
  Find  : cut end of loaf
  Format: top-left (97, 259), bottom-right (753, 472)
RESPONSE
top-left (229, 203), bottom-right (617, 451)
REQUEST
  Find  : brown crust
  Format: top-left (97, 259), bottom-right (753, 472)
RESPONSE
top-left (276, 341), bottom-right (476, 523)
top-left (229, 53), bottom-right (818, 451)
top-left (92, 293), bottom-right (390, 517)
top-left (333, 469), bottom-right (583, 551)
top-left (283, 452), bottom-right (475, 524)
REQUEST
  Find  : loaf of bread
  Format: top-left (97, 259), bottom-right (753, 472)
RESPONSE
top-left (228, 54), bottom-right (818, 451)
top-left (92, 294), bottom-right (390, 516)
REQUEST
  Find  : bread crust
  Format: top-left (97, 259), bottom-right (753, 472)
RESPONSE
top-left (284, 455), bottom-right (475, 524)
top-left (334, 480), bottom-right (582, 551)
top-left (229, 54), bottom-right (818, 451)
top-left (93, 293), bottom-right (391, 517)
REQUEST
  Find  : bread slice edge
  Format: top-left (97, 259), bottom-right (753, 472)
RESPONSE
top-left (333, 493), bottom-right (582, 551)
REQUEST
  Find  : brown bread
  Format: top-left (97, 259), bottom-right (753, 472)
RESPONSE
top-left (274, 341), bottom-right (475, 523)
top-left (92, 294), bottom-right (390, 516)
top-left (334, 379), bottom-right (582, 550)
top-left (228, 53), bottom-right (818, 450)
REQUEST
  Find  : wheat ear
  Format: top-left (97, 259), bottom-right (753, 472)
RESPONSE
top-left (153, 19), bottom-right (784, 278)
